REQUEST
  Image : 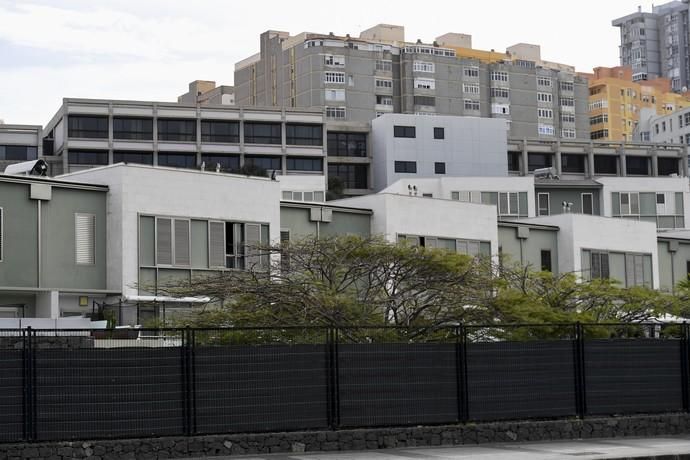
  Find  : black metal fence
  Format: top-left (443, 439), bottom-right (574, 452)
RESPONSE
top-left (0, 323), bottom-right (688, 443)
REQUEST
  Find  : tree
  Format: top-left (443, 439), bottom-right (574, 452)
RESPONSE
top-left (326, 176), bottom-right (345, 201)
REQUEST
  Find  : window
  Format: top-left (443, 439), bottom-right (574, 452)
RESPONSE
top-left (201, 120), bottom-right (239, 143)
top-left (324, 54), bottom-right (345, 66)
top-left (0, 208), bottom-right (3, 262)
top-left (75, 213), bottom-right (96, 265)
top-left (537, 193), bottom-right (550, 216)
top-left (327, 132), bottom-right (366, 157)
top-left (562, 113), bottom-right (576, 123)
top-left (414, 78), bottom-right (435, 89)
top-left (68, 116), bottom-right (108, 139)
top-left (620, 192), bottom-right (640, 215)
top-left (464, 99), bottom-right (480, 111)
top-left (113, 117), bottom-right (153, 140)
top-left (507, 152), bottom-right (521, 172)
top-left (451, 191), bottom-right (482, 203)
top-left (560, 97), bottom-right (575, 107)
top-left (434, 127), bottom-right (445, 139)
top-left (491, 103), bottom-right (510, 115)
top-left (157, 152), bottom-right (196, 169)
top-left (562, 154), bottom-right (585, 173)
top-left (328, 163), bottom-right (368, 189)
top-left (209, 221), bottom-right (269, 270)
top-left (113, 151), bottom-right (153, 165)
top-left (537, 76), bottom-right (552, 87)
top-left (414, 96), bottom-right (435, 106)
top-left (594, 155), bottom-right (617, 174)
top-left (68, 150), bottom-right (108, 165)
top-left (286, 124), bottom-right (323, 146)
top-left (413, 61), bottom-right (435, 72)
top-left (590, 114), bottom-right (608, 125)
top-left (394, 161), bottom-right (417, 173)
top-left (490, 71), bottom-right (508, 82)
top-left (463, 84), bottom-right (480, 94)
top-left (589, 100), bottom-right (608, 110)
top-left (561, 128), bottom-right (576, 138)
top-left (244, 122), bottom-right (281, 144)
top-left (490, 87), bottom-right (509, 98)
top-left (588, 251), bottom-right (610, 279)
top-left (498, 192), bottom-right (522, 216)
top-left (201, 154), bottom-right (240, 172)
top-left (0, 145), bottom-right (38, 161)
top-left (591, 129), bottom-right (609, 140)
top-left (394, 125), bottom-right (416, 138)
top-left (560, 81), bottom-right (574, 92)
top-left (434, 162), bottom-right (446, 174)
top-left (375, 78), bottom-right (393, 89)
top-left (464, 66), bottom-right (479, 78)
top-left (658, 157), bottom-right (678, 175)
top-left (537, 108), bottom-right (553, 119)
top-left (157, 119), bottom-right (196, 142)
top-left (581, 193), bottom-right (593, 215)
top-left (375, 60), bottom-right (392, 72)
top-left (625, 253), bottom-right (652, 287)
top-left (541, 250), bottom-right (552, 272)
top-left (244, 155), bottom-right (281, 171)
top-left (656, 192), bottom-right (666, 214)
top-left (537, 124), bottom-right (555, 136)
top-left (537, 92), bottom-right (553, 103)
top-left (528, 153), bottom-right (553, 171)
top-left (286, 157), bottom-right (323, 172)
top-left (324, 71), bottom-right (345, 83)
top-left (626, 156), bottom-right (649, 175)
top-left (376, 95), bottom-right (393, 106)
top-left (326, 107), bottom-right (346, 119)
top-left (325, 89), bottom-right (346, 101)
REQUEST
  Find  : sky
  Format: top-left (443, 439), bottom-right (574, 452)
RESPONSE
top-left (0, 0), bottom-right (654, 125)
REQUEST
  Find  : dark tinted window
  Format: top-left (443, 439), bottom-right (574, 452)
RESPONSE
top-left (658, 157), bottom-right (679, 176)
top-left (201, 154), bottom-right (240, 172)
top-left (394, 161), bottom-right (417, 173)
top-left (244, 122), bottom-right (281, 144)
top-left (0, 145), bottom-right (37, 161)
top-left (157, 119), bottom-right (196, 142)
top-left (201, 120), bottom-right (239, 143)
top-left (434, 127), bottom-right (444, 139)
top-left (594, 155), bottom-right (617, 174)
top-left (157, 152), bottom-right (197, 168)
top-left (434, 162), bottom-right (446, 174)
top-left (393, 126), bottom-right (416, 138)
top-left (327, 132), bottom-right (366, 156)
top-left (286, 124), bottom-right (323, 146)
top-left (507, 152), bottom-right (521, 172)
top-left (328, 164), bottom-right (368, 189)
top-left (244, 155), bottom-right (281, 171)
top-left (113, 151), bottom-right (153, 165)
top-left (286, 157), bottom-right (323, 172)
top-left (68, 116), bottom-right (108, 139)
top-left (413, 96), bottom-right (435, 106)
top-left (68, 150), bottom-right (109, 165)
top-left (541, 250), bottom-right (552, 272)
top-left (561, 154), bottom-right (586, 173)
top-left (626, 156), bottom-right (649, 175)
top-left (528, 153), bottom-right (553, 171)
top-left (113, 117), bottom-right (153, 140)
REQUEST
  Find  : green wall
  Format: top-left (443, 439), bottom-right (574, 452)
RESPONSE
top-left (498, 224), bottom-right (559, 274)
top-left (0, 182), bottom-right (38, 287)
top-left (280, 206), bottom-right (371, 240)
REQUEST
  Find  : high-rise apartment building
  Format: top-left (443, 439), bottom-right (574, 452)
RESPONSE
top-left (582, 66), bottom-right (690, 141)
top-left (613, 2), bottom-right (690, 91)
top-left (233, 25), bottom-right (590, 140)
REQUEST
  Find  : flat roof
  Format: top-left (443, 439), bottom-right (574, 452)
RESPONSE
top-left (0, 173), bottom-right (108, 191)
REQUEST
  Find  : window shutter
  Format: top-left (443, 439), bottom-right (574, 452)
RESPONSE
top-left (245, 223), bottom-right (261, 269)
top-left (75, 213), bottom-right (96, 264)
top-left (156, 218), bottom-right (172, 265)
top-left (625, 254), bottom-right (635, 287)
top-left (174, 219), bottom-right (190, 266)
top-left (209, 221), bottom-right (225, 267)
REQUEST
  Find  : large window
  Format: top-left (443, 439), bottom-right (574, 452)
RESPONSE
top-left (562, 154), bottom-right (585, 173)
top-left (658, 157), bottom-right (679, 175)
top-left (626, 156), bottom-right (649, 175)
top-left (244, 122), bottom-right (281, 144)
top-left (326, 107), bottom-right (346, 119)
top-left (157, 119), bottom-right (196, 142)
top-left (113, 151), bottom-right (153, 165)
top-left (208, 221), bottom-right (269, 270)
top-left (584, 250), bottom-right (610, 280)
top-left (286, 157), bottom-right (323, 172)
top-left (594, 155), bottom-right (617, 174)
top-left (286, 124), bottom-right (323, 146)
top-left (498, 192), bottom-right (522, 216)
top-left (328, 164), bottom-right (368, 189)
top-left (155, 217), bottom-right (190, 267)
top-left (113, 117), bottom-right (153, 140)
top-left (68, 150), bottom-right (108, 165)
top-left (528, 153), bottom-right (553, 171)
top-left (0, 145), bottom-right (38, 161)
top-left (201, 120), bottom-right (239, 143)
top-left (413, 61), bottom-right (435, 73)
top-left (413, 96), bottom-right (435, 106)
top-left (619, 192), bottom-right (640, 215)
top-left (393, 126), bottom-right (416, 138)
top-left (157, 152), bottom-right (197, 169)
top-left (324, 71), bottom-right (345, 83)
top-left (327, 132), bottom-right (366, 157)
top-left (244, 155), bottom-right (281, 171)
top-left (201, 154), bottom-right (240, 172)
top-left (625, 253), bottom-right (653, 288)
top-left (68, 116), bottom-right (108, 139)
top-left (394, 161), bottom-right (417, 173)
top-left (491, 71), bottom-right (508, 82)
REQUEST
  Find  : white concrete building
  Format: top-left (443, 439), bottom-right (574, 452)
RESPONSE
top-left (371, 114), bottom-right (509, 191)
top-left (530, 214), bottom-right (659, 288)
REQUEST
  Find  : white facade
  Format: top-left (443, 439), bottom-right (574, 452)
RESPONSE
top-left (371, 114), bottom-right (509, 191)
top-left (277, 174), bottom-right (326, 203)
top-left (644, 106), bottom-right (690, 145)
top-left (529, 214), bottom-right (660, 288)
top-left (60, 164), bottom-right (282, 297)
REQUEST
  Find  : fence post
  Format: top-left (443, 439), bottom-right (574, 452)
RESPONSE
top-left (681, 322), bottom-right (689, 412)
top-left (190, 328), bottom-right (197, 435)
top-left (455, 324), bottom-right (469, 423)
top-left (573, 322), bottom-right (587, 419)
top-left (22, 327), bottom-right (29, 441)
top-left (326, 327), bottom-right (340, 430)
top-left (181, 327), bottom-right (194, 436)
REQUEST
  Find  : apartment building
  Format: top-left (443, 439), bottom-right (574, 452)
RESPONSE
top-left (177, 80), bottom-right (235, 106)
top-left (583, 66), bottom-right (690, 141)
top-left (0, 124), bottom-right (43, 173)
top-left (613, 2), bottom-right (690, 90)
top-left (42, 98), bottom-right (325, 178)
top-left (644, 105), bottom-right (690, 145)
top-left (233, 25), bottom-right (589, 139)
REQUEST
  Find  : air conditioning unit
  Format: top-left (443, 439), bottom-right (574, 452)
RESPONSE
top-left (533, 167), bottom-right (556, 179)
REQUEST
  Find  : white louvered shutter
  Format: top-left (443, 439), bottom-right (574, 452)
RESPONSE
top-left (156, 218), bottom-right (172, 265)
top-left (174, 219), bottom-right (190, 266)
top-left (209, 221), bottom-right (226, 267)
top-left (75, 214), bottom-right (96, 264)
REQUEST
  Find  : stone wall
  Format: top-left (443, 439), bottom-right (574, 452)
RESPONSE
top-left (0, 335), bottom-right (93, 350)
top-left (2, 413), bottom-right (690, 459)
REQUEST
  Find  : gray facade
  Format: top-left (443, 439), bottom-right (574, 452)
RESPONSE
top-left (498, 222), bottom-right (559, 273)
top-left (658, 236), bottom-right (690, 290)
top-left (280, 203), bottom-right (372, 240)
